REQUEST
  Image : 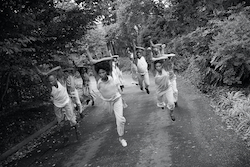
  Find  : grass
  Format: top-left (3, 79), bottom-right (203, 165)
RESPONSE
top-left (0, 103), bottom-right (55, 155)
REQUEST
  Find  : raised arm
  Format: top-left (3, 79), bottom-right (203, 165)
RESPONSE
top-left (86, 46), bottom-right (113, 64)
top-left (151, 54), bottom-right (176, 62)
top-left (133, 39), bottom-right (145, 51)
top-left (108, 50), bottom-right (113, 57)
top-left (34, 65), bottom-right (61, 76)
top-left (161, 44), bottom-right (166, 55)
top-left (150, 39), bottom-right (162, 48)
top-left (85, 45), bottom-right (96, 64)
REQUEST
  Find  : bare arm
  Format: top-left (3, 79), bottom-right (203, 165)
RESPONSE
top-left (151, 54), bottom-right (175, 61)
top-left (133, 39), bottom-right (145, 51)
top-left (150, 39), bottom-right (162, 48)
top-left (85, 45), bottom-right (96, 64)
top-left (34, 65), bottom-right (61, 76)
top-left (161, 44), bottom-right (166, 55)
top-left (86, 46), bottom-right (113, 64)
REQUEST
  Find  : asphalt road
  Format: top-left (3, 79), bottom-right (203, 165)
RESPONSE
top-left (5, 73), bottom-right (250, 167)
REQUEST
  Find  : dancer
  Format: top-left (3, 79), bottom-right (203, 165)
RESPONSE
top-left (127, 47), bottom-right (138, 85)
top-left (64, 69), bottom-right (83, 118)
top-left (85, 46), bottom-right (128, 147)
top-left (149, 39), bottom-right (166, 57)
top-left (49, 74), bottom-right (78, 125)
top-left (112, 55), bottom-right (124, 91)
top-left (34, 65), bottom-right (79, 143)
top-left (78, 67), bottom-right (96, 106)
top-left (167, 57), bottom-right (178, 106)
top-left (74, 70), bottom-right (84, 101)
top-left (151, 54), bottom-right (176, 121)
top-left (133, 44), bottom-right (150, 94)
top-left (149, 38), bottom-right (178, 106)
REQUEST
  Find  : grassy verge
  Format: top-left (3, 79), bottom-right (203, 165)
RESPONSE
top-left (182, 64), bottom-right (250, 148)
top-left (0, 102), bottom-right (55, 155)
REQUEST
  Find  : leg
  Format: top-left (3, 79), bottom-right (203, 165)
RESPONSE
top-left (156, 93), bottom-right (166, 109)
top-left (131, 64), bottom-right (138, 84)
top-left (118, 69), bottom-right (124, 90)
top-left (64, 102), bottom-right (79, 140)
top-left (88, 83), bottom-right (97, 106)
top-left (144, 72), bottom-right (150, 94)
top-left (113, 98), bottom-right (127, 147)
top-left (137, 74), bottom-right (143, 90)
top-left (54, 107), bottom-right (69, 145)
top-left (165, 89), bottom-right (176, 121)
top-left (54, 105), bottom-right (64, 124)
top-left (171, 78), bottom-right (178, 106)
top-left (74, 89), bottom-right (83, 114)
top-left (64, 102), bottom-right (77, 126)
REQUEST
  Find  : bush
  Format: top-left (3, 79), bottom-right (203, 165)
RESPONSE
top-left (209, 7), bottom-right (250, 86)
top-left (211, 90), bottom-right (250, 146)
top-left (167, 6), bottom-right (250, 89)
top-left (166, 26), bottom-right (215, 92)
top-left (119, 57), bottom-right (131, 72)
top-left (0, 104), bottom-right (54, 155)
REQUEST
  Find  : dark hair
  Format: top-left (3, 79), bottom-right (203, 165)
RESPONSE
top-left (48, 74), bottom-right (56, 79)
top-left (94, 61), bottom-right (111, 75)
top-left (78, 67), bottom-right (88, 74)
top-left (154, 60), bottom-right (164, 65)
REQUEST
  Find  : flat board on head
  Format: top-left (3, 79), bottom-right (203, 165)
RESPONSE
top-left (90, 57), bottom-right (114, 64)
top-left (151, 54), bottom-right (175, 62)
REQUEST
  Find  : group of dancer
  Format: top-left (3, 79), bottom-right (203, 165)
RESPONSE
top-left (34, 62), bottom-right (96, 144)
top-left (149, 39), bottom-right (178, 121)
top-left (34, 38), bottom-right (178, 148)
top-left (127, 39), bottom-right (178, 120)
top-left (82, 39), bottom-right (178, 147)
top-left (127, 40), bottom-right (178, 121)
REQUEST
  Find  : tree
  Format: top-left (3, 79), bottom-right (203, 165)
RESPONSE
top-left (0, 0), bottom-right (113, 111)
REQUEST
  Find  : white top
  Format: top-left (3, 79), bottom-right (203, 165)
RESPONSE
top-left (74, 77), bottom-right (83, 89)
top-left (155, 69), bottom-right (171, 94)
top-left (130, 53), bottom-right (134, 59)
top-left (137, 56), bottom-right (148, 75)
top-left (66, 75), bottom-right (75, 92)
top-left (97, 76), bottom-right (121, 101)
top-left (51, 81), bottom-right (70, 107)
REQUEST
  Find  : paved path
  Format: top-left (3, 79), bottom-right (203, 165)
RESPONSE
top-left (5, 74), bottom-right (250, 167)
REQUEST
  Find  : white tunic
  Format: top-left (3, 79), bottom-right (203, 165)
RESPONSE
top-left (51, 81), bottom-right (70, 108)
top-left (137, 56), bottom-right (148, 75)
top-left (97, 76), bottom-right (121, 101)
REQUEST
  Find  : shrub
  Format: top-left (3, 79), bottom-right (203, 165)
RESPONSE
top-left (209, 7), bottom-right (250, 86)
top-left (211, 90), bottom-right (250, 145)
top-left (166, 26), bottom-right (215, 94)
top-left (119, 57), bottom-right (131, 72)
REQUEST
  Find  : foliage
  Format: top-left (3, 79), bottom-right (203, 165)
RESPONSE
top-left (209, 7), bottom-right (250, 86)
top-left (211, 90), bottom-right (250, 145)
top-left (0, 0), bottom-right (112, 112)
top-left (164, 6), bottom-right (250, 92)
top-left (102, 0), bottom-right (168, 55)
top-left (0, 104), bottom-right (54, 155)
top-left (62, 21), bottom-right (110, 68)
top-left (118, 57), bottom-right (131, 72)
